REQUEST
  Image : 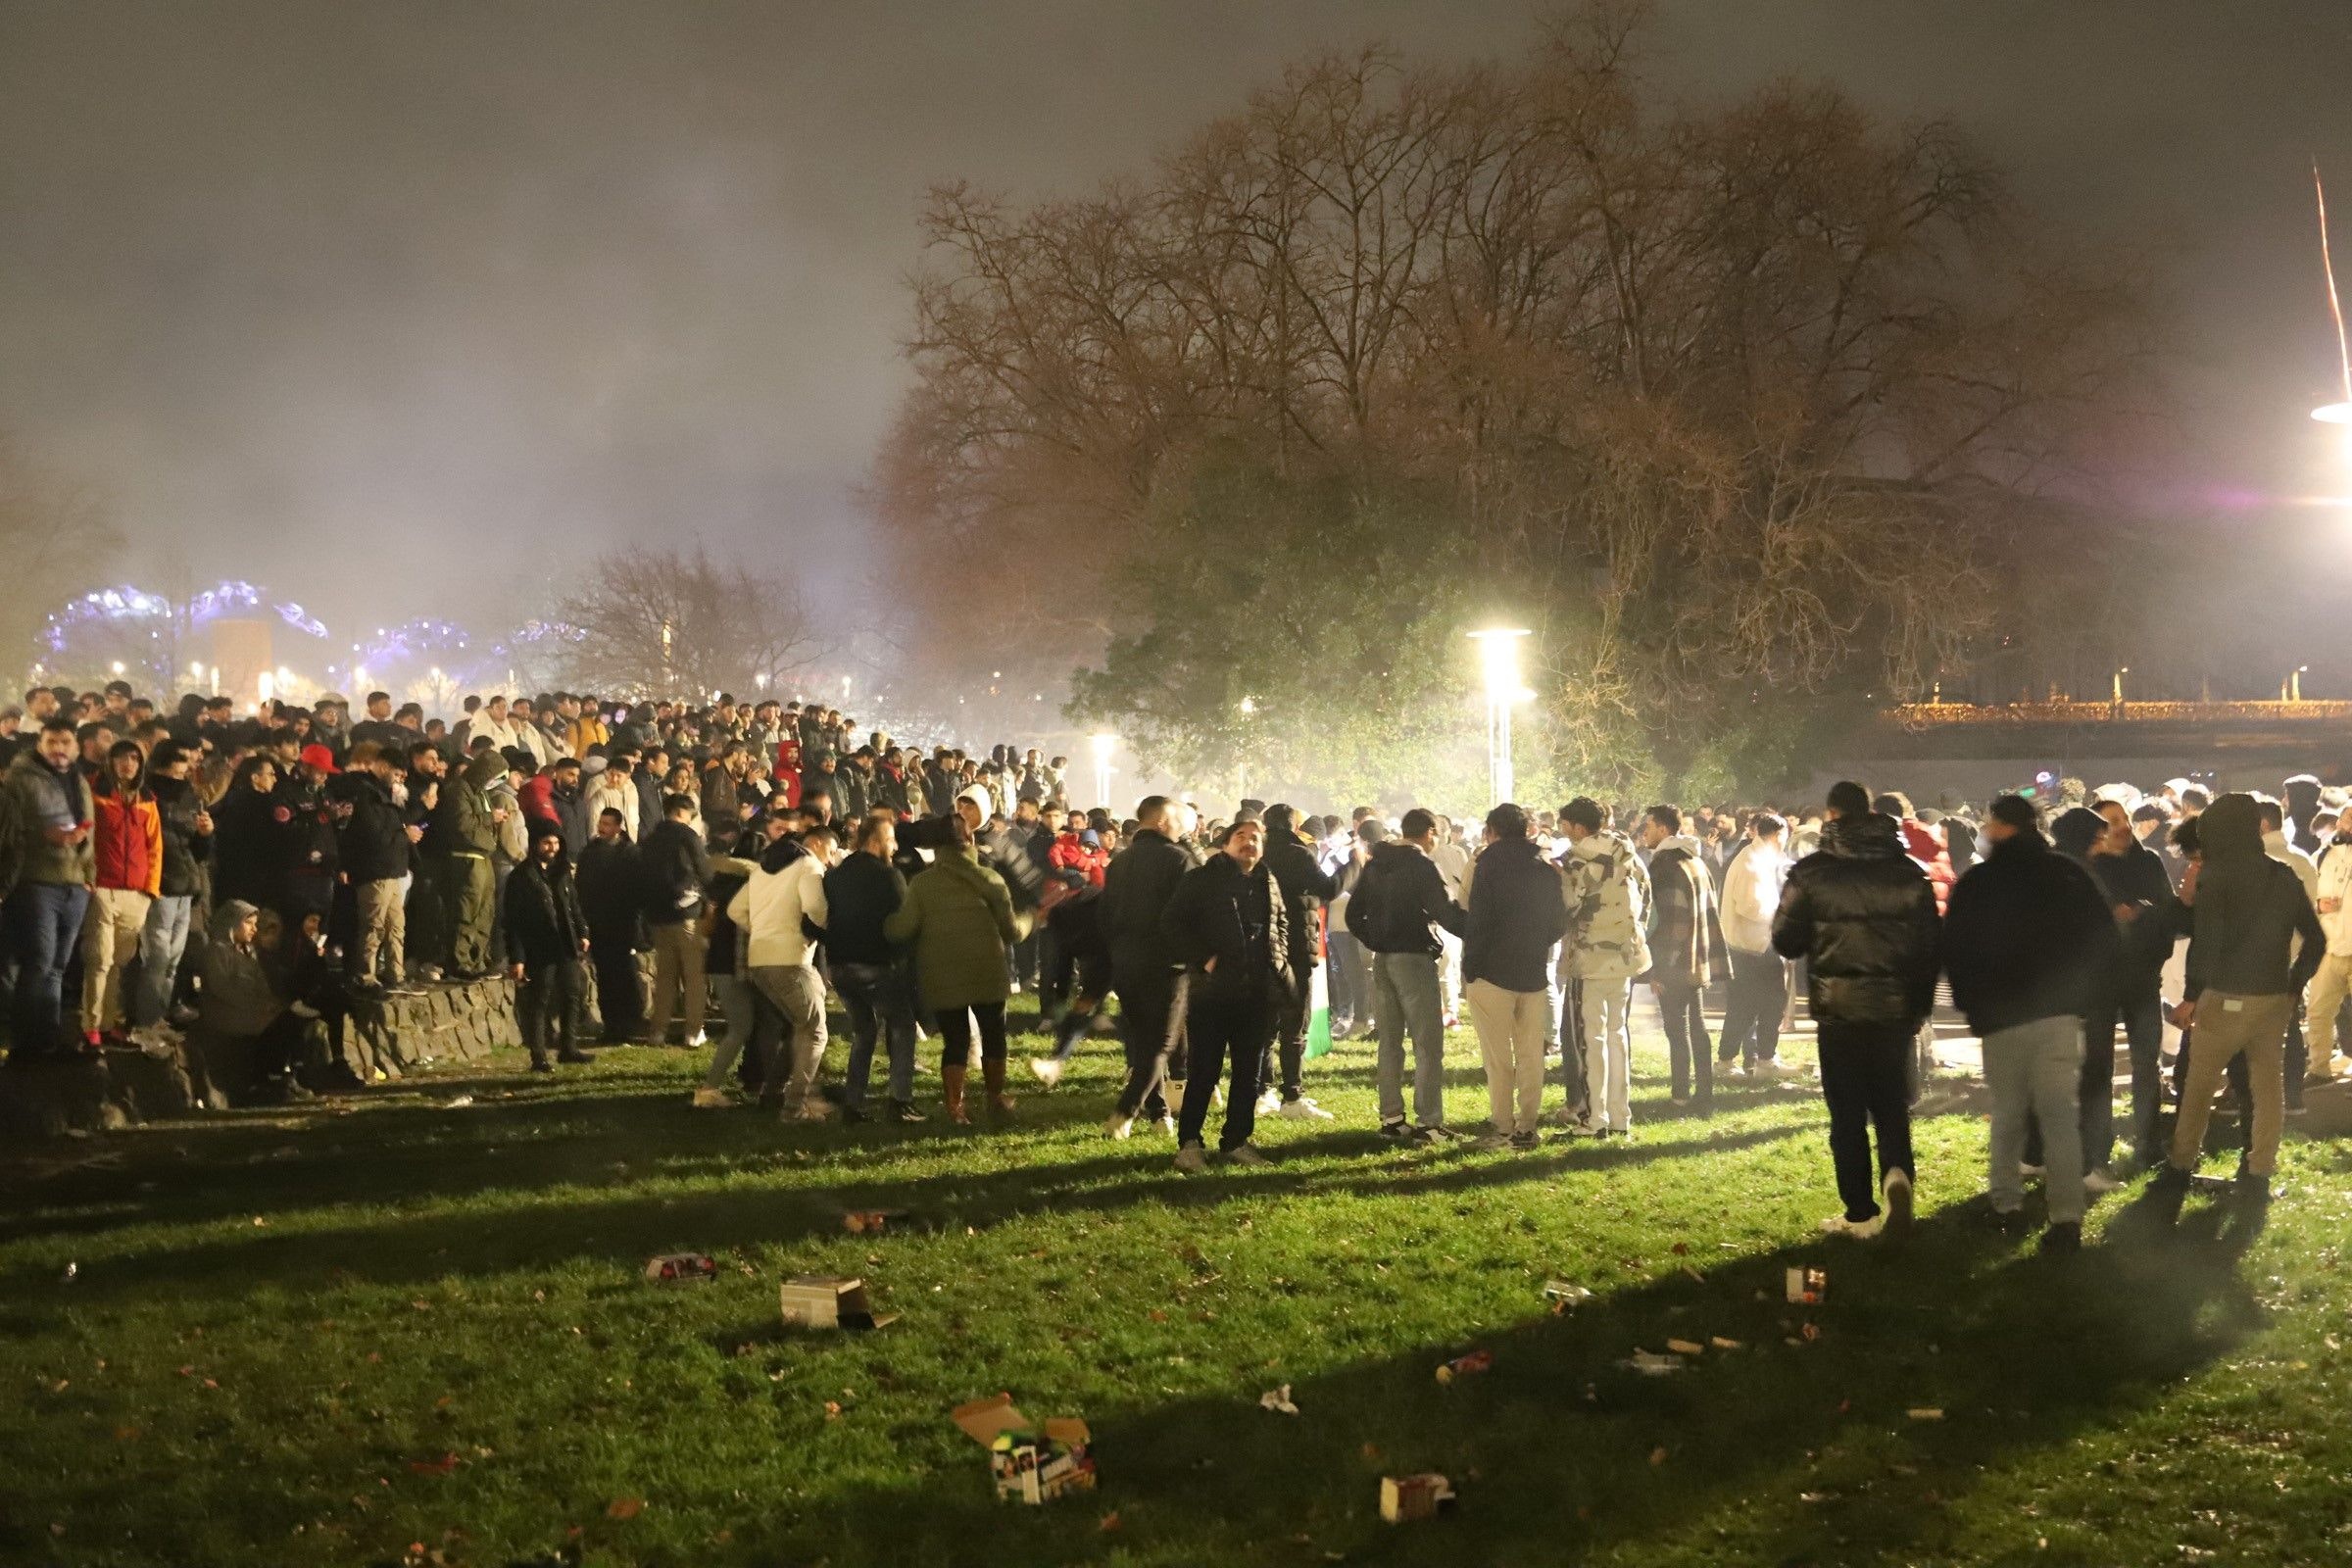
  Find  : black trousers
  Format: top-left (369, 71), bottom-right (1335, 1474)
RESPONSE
top-left (1818, 1020), bottom-right (1915, 1222)
top-left (1178, 983), bottom-right (1275, 1151)
top-left (936, 1000), bottom-right (1007, 1076)
top-left (1657, 980), bottom-right (1712, 1106)
top-left (1718, 949), bottom-right (1788, 1064)
top-left (1557, 974), bottom-right (1589, 1116)
top-left (1112, 963), bottom-right (1179, 1120)
top-left (1257, 962), bottom-right (1311, 1102)
top-left (588, 929), bottom-right (642, 1042)
top-left (518, 957), bottom-right (588, 1063)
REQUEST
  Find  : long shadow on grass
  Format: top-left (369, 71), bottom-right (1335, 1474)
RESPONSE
top-left (733, 1194), bottom-right (2270, 1568)
top-left (0, 1109), bottom-right (1813, 1306)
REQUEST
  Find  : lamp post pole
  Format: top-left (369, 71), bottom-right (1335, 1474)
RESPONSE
top-left (1467, 628), bottom-right (1531, 806)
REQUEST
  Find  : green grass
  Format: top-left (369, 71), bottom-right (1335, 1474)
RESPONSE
top-left (4, 1014), bottom-right (2352, 1567)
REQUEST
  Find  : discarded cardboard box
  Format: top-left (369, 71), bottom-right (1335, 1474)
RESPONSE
top-left (779, 1276), bottom-right (897, 1331)
top-left (1379, 1472), bottom-right (1455, 1523)
top-left (644, 1252), bottom-right (716, 1286)
top-left (952, 1393), bottom-right (1097, 1504)
top-left (1786, 1265), bottom-right (1828, 1305)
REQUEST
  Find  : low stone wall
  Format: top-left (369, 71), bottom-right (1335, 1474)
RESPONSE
top-left (0, 1044), bottom-right (203, 1139)
top-left (330, 975), bottom-right (521, 1085)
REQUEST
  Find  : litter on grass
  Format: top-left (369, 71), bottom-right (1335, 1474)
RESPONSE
top-left (843, 1207), bottom-right (910, 1235)
top-left (1542, 1280), bottom-right (1593, 1311)
top-left (952, 1394), bottom-right (1096, 1504)
top-left (642, 1253), bottom-right (716, 1286)
top-left (1259, 1385), bottom-right (1298, 1415)
top-left (1435, 1349), bottom-right (1493, 1384)
top-left (1665, 1338), bottom-right (1706, 1356)
top-left (1907, 1407), bottom-right (1945, 1421)
top-left (1787, 1265), bottom-right (1828, 1304)
top-left (779, 1276), bottom-right (897, 1331)
top-left (444, 1095), bottom-right (475, 1108)
top-left (1379, 1473), bottom-right (1455, 1524)
top-left (1622, 1349), bottom-right (1685, 1376)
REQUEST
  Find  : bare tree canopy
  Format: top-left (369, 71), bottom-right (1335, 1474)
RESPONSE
top-left (1, 432), bottom-right (117, 682)
top-left (876, 1), bottom-right (2158, 796)
top-left (551, 545), bottom-right (824, 703)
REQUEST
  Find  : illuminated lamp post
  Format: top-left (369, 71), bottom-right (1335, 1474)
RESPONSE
top-left (1090, 733), bottom-right (1116, 811)
top-left (1467, 627), bottom-right (1532, 806)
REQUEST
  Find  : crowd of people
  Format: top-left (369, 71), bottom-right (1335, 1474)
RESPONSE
top-left (0, 678), bottom-right (2343, 1247)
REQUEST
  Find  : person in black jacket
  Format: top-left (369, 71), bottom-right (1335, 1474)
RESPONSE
top-left (1346, 807), bottom-right (1467, 1142)
top-left (131, 741), bottom-right (212, 1027)
top-left (1256, 803), bottom-right (1340, 1119)
top-left (638, 794), bottom-right (711, 1046)
top-left (2088, 797), bottom-right (2182, 1170)
top-left (1773, 780), bottom-right (1941, 1240)
top-left (1461, 804), bottom-right (1570, 1150)
top-left (576, 808), bottom-right (646, 1044)
top-left (505, 819), bottom-right (595, 1071)
top-left (823, 810), bottom-right (924, 1122)
top-left (1100, 795), bottom-right (1198, 1137)
top-left (1943, 796), bottom-right (2119, 1252)
top-left (1161, 817), bottom-right (1293, 1170)
top-left (274, 744), bottom-right (342, 954)
top-left (2159, 791), bottom-right (2326, 1209)
top-left (209, 755), bottom-right (283, 913)
top-left (333, 743), bottom-right (416, 994)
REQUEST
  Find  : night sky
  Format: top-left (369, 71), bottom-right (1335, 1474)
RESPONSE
top-left (5, 0), bottom-right (2351, 653)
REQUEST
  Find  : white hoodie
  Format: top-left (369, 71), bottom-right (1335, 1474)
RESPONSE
top-left (1718, 838), bottom-right (1791, 955)
top-left (728, 850), bottom-right (829, 969)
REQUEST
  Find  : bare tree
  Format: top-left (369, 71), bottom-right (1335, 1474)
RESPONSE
top-left (550, 545), bottom-right (824, 701)
top-left (0, 432), bottom-right (118, 684)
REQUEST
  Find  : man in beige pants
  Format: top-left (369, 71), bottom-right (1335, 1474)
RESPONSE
top-left (1459, 804), bottom-right (1570, 1151)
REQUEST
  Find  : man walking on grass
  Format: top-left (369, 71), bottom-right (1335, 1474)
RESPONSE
top-left (1942, 795), bottom-right (2117, 1253)
top-left (1773, 780), bottom-right (1940, 1240)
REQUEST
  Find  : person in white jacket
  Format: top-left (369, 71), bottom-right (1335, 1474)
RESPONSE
top-left (2306, 817), bottom-right (2352, 1084)
top-left (1717, 813), bottom-right (1796, 1077)
top-left (2259, 796), bottom-right (2324, 1111)
top-left (727, 822), bottom-right (834, 1121)
top-left (1558, 797), bottom-right (1649, 1137)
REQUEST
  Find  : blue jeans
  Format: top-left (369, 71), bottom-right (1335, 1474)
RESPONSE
top-left (5, 882), bottom-right (90, 1054)
top-left (130, 894), bottom-right (194, 1027)
top-left (833, 959), bottom-right (916, 1107)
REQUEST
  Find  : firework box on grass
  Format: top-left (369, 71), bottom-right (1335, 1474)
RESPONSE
top-left (951, 1393), bottom-right (1097, 1504)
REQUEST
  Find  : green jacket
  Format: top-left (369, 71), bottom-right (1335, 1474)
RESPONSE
top-left (427, 752), bottom-right (503, 859)
top-left (884, 846), bottom-right (1032, 1010)
top-left (0, 750), bottom-right (95, 894)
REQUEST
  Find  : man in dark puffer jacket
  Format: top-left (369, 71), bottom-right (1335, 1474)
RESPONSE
top-left (1774, 780), bottom-right (1940, 1241)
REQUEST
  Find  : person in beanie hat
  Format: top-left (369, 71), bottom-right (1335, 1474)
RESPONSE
top-left (504, 818), bottom-right (596, 1071)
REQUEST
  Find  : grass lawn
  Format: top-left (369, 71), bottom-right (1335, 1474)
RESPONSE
top-left (4, 1012), bottom-right (2351, 1567)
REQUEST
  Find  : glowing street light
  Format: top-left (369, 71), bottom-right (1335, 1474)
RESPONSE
top-left (110, 661), bottom-right (125, 677)
top-left (2285, 664), bottom-right (2310, 703)
top-left (1467, 627), bottom-right (1532, 806)
top-left (1090, 733), bottom-right (1116, 810)
top-left (2111, 665), bottom-right (2129, 708)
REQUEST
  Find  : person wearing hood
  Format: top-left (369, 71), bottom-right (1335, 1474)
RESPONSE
top-left (1253, 803), bottom-right (1341, 1121)
top-left (1161, 816), bottom-right (1294, 1170)
top-left (132, 740), bottom-right (212, 1028)
top-left (1717, 812), bottom-right (1795, 1078)
top-left (1558, 796), bottom-right (1651, 1139)
top-left (505, 818), bottom-right (596, 1071)
top-left (726, 821), bottom-right (834, 1120)
top-left (1640, 804), bottom-right (1728, 1116)
top-left (77, 740), bottom-right (162, 1046)
top-left (1101, 794), bottom-right (1198, 1138)
top-left (1346, 806), bottom-right (1468, 1143)
top-left (886, 810), bottom-right (1031, 1124)
top-left (485, 747), bottom-right (535, 967)
top-left (1943, 796), bottom-right (2119, 1252)
top-left (194, 898), bottom-right (320, 1100)
top-left (582, 751), bottom-right (641, 842)
top-left (1773, 781), bottom-right (1941, 1240)
top-left (2157, 791), bottom-right (2326, 1212)
top-left (1461, 803), bottom-right (1570, 1150)
top-left (2, 716), bottom-right (98, 1056)
top-left (425, 747), bottom-right (504, 981)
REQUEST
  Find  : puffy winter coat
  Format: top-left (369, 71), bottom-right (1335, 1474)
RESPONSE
top-left (504, 851), bottom-right (592, 972)
top-left (1460, 836), bottom-right (1569, 993)
top-left (885, 845), bottom-right (1030, 1010)
top-left (1559, 831), bottom-right (1650, 981)
top-left (1345, 841), bottom-right (1466, 957)
top-left (1772, 812), bottom-right (1941, 1026)
top-left (149, 773), bottom-right (212, 899)
top-left (90, 789), bottom-right (162, 897)
top-left (1160, 852), bottom-right (1294, 1004)
top-left (1102, 828), bottom-right (1195, 977)
top-left (1718, 838), bottom-right (1791, 956)
top-left (334, 771), bottom-right (411, 884)
top-left (727, 839), bottom-right (830, 969)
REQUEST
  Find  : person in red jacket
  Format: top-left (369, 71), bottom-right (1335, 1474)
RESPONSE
top-left (82, 739), bottom-right (163, 1044)
top-left (1877, 791), bottom-right (1953, 1103)
top-left (1050, 826), bottom-right (1111, 888)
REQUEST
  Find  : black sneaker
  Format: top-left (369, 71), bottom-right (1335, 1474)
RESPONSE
top-left (529, 1058), bottom-right (555, 1074)
top-left (1377, 1119), bottom-right (1414, 1142)
top-left (1508, 1131), bottom-right (1539, 1152)
top-left (2039, 1220), bottom-right (2082, 1255)
top-left (888, 1100), bottom-right (927, 1124)
top-left (840, 1104), bottom-right (871, 1125)
top-left (2234, 1170), bottom-right (2277, 1205)
top-left (557, 1048), bottom-right (597, 1065)
top-left (1989, 1207), bottom-right (2026, 1237)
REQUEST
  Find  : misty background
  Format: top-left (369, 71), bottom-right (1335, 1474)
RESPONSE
top-left (5, 0), bottom-right (2352, 684)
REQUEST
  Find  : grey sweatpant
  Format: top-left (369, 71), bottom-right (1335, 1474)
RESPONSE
top-left (1984, 1013), bottom-right (2084, 1223)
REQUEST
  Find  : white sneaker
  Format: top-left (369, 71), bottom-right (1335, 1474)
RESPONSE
top-left (788, 1102), bottom-right (832, 1123)
top-left (1152, 1114), bottom-right (1178, 1137)
top-left (690, 1087), bottom-right (728, 1109)
top-left (1173, 1144), bottom-right (1207, 1173)
top-left (1254, 1089), bottom-right (1281, 1115)
top-left (1882, 1168), bottom-right (1914, 1240)
top-left (1103, 1115), bottom-right (1134, 1140)
top-left (1029, 1056), bottom-right (1063, 1088)
top-left (2082, 1167), bottom-right (2123, 1195)
top-left (1225, 1143), bottom-right (1269, 1167)
top-left (683, 1031), bottom-right (709, 1051)
top-left (1277, 1097), bottom-right (1335, 1121)
top-left (1820, 1211), bottom-right (1885, 1239)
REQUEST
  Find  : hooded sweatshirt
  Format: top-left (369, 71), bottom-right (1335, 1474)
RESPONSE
top-left (2185, 792), bottom-right (2326, 1001)
top-left (1559, 830), bottom-right (1650, 981)
top-left (727, 836), bottom-right (829, 969)
top-left (194, 899), bottom-right (284, 1037)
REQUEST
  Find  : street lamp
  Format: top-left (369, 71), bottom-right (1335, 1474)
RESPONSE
top-left (1467, 628), bottom-right (1532, 805)
top-left (1090, 733), bottom-right (1116, 810)
top-left (2286, 664), bottom-right (2310, 703)
top-left (2111, 665), bottom-right (2129, 708)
